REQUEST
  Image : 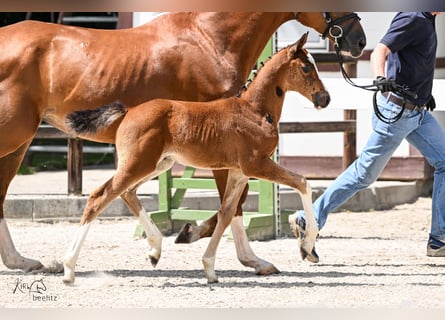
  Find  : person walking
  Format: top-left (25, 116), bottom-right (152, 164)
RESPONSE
top-left (289, 12), bottom-right (445, 262)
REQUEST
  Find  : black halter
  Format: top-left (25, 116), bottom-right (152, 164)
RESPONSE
top-left (321, 12), bottom-right (361, 43)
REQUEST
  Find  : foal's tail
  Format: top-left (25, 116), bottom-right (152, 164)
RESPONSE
top-left (66, 101), bottom-right (127, 135)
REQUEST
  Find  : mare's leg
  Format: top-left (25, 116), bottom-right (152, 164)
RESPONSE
top-left (175, 169), bottom-right (248, 242)
top-left (0, 142), bottom-right (44, 271)
top-left (63, 150), bottom-right (167, 283)
top-left (0, 92), bottom-right (43, 271)
top-left (0, 87), bottom-right (47, 271)
top-left (202, 169), bottom-right (248, 283)
top-left (120, 156), bottom-right (175, 267)
top-left (242, 158), bottom-right (318, 259)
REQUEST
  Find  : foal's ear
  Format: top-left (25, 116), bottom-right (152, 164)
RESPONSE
top-left (288, 32), bottom-right (309, 58)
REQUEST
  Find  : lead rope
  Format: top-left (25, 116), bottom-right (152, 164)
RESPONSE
top-left (330, 32), bottom-right (407, 124)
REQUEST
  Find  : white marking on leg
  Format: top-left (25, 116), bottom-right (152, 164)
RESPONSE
top-left (0, 218), bottom-right (42, 271)
top-left (231, 216), bottom-right (279, 274)
top-left (298, 183), bottom-right (318, 253)
top-left (138, 210), bottom-right (162, 266)
top-left (231, 216), bottom-right (258, 265)
top-left (202, 217), bottom-right (227, 283)
top-left (202, 255), bottom-right (217, 283)
top-left (63, 223), bottom-right (91, 284)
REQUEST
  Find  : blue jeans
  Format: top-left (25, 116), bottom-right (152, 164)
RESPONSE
top-left (296, 92), bottom-right (445, 241)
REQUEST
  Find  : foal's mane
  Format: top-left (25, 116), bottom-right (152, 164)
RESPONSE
top-left (235, 42), bottom-right (306, 98)
top-left (237, 57), bottom-right (271, 98)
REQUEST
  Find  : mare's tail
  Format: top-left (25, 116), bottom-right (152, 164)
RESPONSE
top-left (66, 101), bottom-right (127, 135)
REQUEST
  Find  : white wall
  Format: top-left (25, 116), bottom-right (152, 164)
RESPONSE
top-left (133, 12), bottom-right (165, 27)
top-left (436, 13), bottom-right (445, 58)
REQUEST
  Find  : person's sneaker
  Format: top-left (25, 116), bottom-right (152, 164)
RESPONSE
top-left (288, 215), bottom-right (319, 263)
top-left (427, 236), bottom-right (445, 257)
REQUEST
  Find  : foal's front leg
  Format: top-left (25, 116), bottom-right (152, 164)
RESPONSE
top-left (242, 158), bottom-right (318, 259)
top-left (202, 169), bottom-right (248, 283)
top-left (176, 169), bottom-right (279, 275)
top-left (230, 216), bottom-right (280, 275)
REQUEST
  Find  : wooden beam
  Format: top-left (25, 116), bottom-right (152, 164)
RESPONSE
top-left (67, 139), bottom-right (83, 195)
top-left (279, 155), bottom-right (433, 181)
top-left (279, 121), bottom-right (356, 133)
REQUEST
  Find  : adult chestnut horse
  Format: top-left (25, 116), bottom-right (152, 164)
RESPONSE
top-left (63, 33), bottom-right (329, 283)
top-left (0, 12), bottom-right (365, 273)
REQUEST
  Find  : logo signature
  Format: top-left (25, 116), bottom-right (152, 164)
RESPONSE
top-left (12, 278), bottom-right (58, 302)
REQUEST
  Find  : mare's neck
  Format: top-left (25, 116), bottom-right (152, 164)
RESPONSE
top-left (241, 52), bottom-right (289, 123)
top-left (194, 12), bottom-right (295, 81)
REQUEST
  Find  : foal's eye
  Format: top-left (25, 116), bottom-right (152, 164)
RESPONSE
top-left (302, 64), bottom-right (311, 73)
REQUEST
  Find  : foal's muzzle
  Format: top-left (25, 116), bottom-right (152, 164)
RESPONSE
top-left (313, 90), bottom-right (330, 109)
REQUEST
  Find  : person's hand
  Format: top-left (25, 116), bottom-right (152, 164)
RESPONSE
top-left (373, 76), bottom-right (397, 93)
top-left (426, 96), bottom-right (436, 111)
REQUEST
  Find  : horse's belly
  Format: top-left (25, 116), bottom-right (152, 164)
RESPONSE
top-left (171, 150), bottom-right (237, 171)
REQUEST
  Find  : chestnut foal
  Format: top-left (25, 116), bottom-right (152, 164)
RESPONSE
top-left (63, 33), bottom-right (330, 284)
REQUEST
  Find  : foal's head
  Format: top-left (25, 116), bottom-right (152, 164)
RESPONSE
top-left (283, 33), bottom-right (330, 109)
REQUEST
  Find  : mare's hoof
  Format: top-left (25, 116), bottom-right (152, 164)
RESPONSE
top-left (175, 223), bottom-right (194, 243)
top-left (24, 262), bottom-right (44, 273)
top-left (15, 258), bottom-right (43, 273)
top-left (32, 260), bottom-right (64, 274)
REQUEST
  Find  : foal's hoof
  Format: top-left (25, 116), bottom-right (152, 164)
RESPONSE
top-left (175, 223), bottom-right (199, 244)
top-left (62, 269), bottom-right (75, 285)
top-left (300, 247), bottom-right (319, 263)
top-left (207, 278), bottom-right (219, 284)
top-left (148, 255), bottom-right (159, 267)
top-left (62, 277), bottom-right (75, 285)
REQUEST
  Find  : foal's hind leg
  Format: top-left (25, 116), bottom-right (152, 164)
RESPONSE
top-left (63, 155), bottom-right (168, 284)
top-left (120, 156), bottom-right (175, 267)
top-left (63, 175), bottom-right (139, 284)
top-left (0, 142), bottom-right (44, 271)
